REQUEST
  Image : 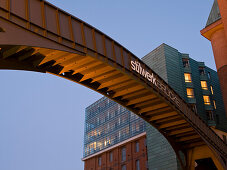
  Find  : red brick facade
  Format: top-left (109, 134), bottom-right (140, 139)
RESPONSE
top-left (83, 135), bottom-right (147, 170)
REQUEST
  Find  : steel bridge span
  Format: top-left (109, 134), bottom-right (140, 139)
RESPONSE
top-left (0, 0), bottom-right (226, 169)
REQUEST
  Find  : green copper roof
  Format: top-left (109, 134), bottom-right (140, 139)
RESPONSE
top-left (206, 0), bottom-right (221, 27)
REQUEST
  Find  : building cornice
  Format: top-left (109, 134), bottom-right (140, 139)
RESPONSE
top-left (201, 19), bottom-right (224, 41)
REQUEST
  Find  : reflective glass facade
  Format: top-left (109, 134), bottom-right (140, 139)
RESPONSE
top-left (83, 97), bottom-right (146, 158)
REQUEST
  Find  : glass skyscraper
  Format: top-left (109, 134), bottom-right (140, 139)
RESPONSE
top-left (83, 97), bottom-right (146, 158)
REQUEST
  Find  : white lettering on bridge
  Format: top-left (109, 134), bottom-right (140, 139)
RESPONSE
top-left (131, 60), bottom-right (180, 107)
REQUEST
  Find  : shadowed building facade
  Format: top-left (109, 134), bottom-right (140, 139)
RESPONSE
top-left (143, 44), bottom-right (227, 170)
top-left (83, 44), bottom-right (227, 170)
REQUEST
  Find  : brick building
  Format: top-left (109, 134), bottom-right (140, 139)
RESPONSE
top-left (84, 133), bottom-right (147, 170)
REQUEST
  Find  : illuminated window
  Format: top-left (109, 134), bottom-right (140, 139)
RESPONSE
top-left (98, 157), bottom-right (102, 166)
top-left (203, 96), bottom-right (211, 105)
top-left (184, 73), bottom-right (192, 83)
top-left (122, 147), bottom-right (126, 162)
top-left (182, 58), bottom-right (190, 67)
top-left (186, 88), bottom-right (194, 98)
top-left (213, 100), bottom-right (216, 109)
top-left (135, 141), bottom-right (139, 152)
top-left (210, 86), bottom-right (214, 94)
top-left (201, 81), bottom-right (208, 90)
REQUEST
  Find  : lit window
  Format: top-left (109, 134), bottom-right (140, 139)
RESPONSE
top-left (109, 151), bottom-right (113, 162)
top-left (203, 96), bottom-right (211, 105)
top-left (199, 67), bottom-right (205, 75)
top-left (121, 147), bottom-right (126, 162)
top-left (213, 100), bottom-right (216, 109)
top-left (98, 157), bottom-right (102, 166)
top-left (201, 81), bottom-right (208, 90)
top-left (184, 73), bottom-right (192, 83)
top-left (186, 88), bottom-right (194, 98)
top-left (135, 141), bottom-right (139, 152)
top-left (122, 164), bottom-right (126, 170)
top-left (210, 86), bottom-right (214, 94)
top-left (182, 58), bottom-right (190, 68)
top-left (136, 160), bottom-right (140, 170)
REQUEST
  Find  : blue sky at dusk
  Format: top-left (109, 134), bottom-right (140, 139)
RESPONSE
top-left (0, 1), bottom-right (214, 170)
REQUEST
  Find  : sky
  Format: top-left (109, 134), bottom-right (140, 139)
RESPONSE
top-left (0, 1), bottom-right (215, 170)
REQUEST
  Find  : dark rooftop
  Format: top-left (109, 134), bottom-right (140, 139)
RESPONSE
top-left (206, 0), bottom-right (221, 27)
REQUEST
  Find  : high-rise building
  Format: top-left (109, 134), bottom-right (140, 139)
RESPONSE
top-left (83, 43), bottom-right (227, 170)
top-left (142, 43), bottom-right (227, 169)
top-left (142, 43), bottom-right (227, 131)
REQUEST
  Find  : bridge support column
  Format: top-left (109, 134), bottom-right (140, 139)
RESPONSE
top-left (183, 145), bottom-right (224, 170)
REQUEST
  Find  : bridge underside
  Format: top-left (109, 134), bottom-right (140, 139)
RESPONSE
top-left (0, 44), bottom-right (225, 169)
top-left (0, 0), bottom-right (226, 169)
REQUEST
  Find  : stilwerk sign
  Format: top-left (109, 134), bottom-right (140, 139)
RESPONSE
top-left (131, 60), bottom-right (180, 107)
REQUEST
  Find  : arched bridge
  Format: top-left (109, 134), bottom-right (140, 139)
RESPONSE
top-left (0, 0), bottom-right (226, 169)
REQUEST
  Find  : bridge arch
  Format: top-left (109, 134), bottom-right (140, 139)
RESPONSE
top-left (0, 0), bottom-right (226, 169)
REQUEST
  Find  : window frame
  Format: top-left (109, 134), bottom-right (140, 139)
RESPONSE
top-left (213, 100), bottom-right (216, 109)
top-left (186, 88), bottom-right (195, 98)
top-left (201, 81), bottom-right (208, 90)
top-left (182, 58), bottom-right (190, 68)
top-left (109, 151), bottom-right (113, 162)
top-left (135, 141), bottom-right (139, 152)
top-left (121, 147), bottom-right (126, 162)
top-left (98, 156), bottom-right (102, 166)
top-left (184, 73), bottom-right (192, 83)
top-left (203, 95), bottom-right (211, 105)
top-left (210, 86), bottom-right (214, 94)
top-left (136, 160), bottom-right (140, 170)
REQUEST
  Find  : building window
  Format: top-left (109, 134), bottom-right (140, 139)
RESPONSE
top-left (136, 160), bottom-right (140, 170)
top-left (206, 111), bottom-right (214, 120)
top-left (186, 88), bottom-right (194, 98)
top-left (182, 58), bottom-right (190, 67)
top-left (184, 73), bottom-right (192, 83)
top-left (135, 141), bottom-right (139, 152)
top-left (210, 86), bottom-right (214, 94)
top-left (121, 147), bottom-right (126, 162)
top-left (109, 151), bottom-right (113, 162)
top-left (121, 164), bottom-right (126, 170)
top-left (213, 100), bottom-right (216, 109)
top-left (201, 81), bottom-right (208, 90)
top-left (199, 67), bottom-right (205, 75)
top-left (203, 96), bottom-right (211, 105)
top-left (208, 72), bottom-right (211, 79)
top-left (98, 156), bottom-right (102, 166)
